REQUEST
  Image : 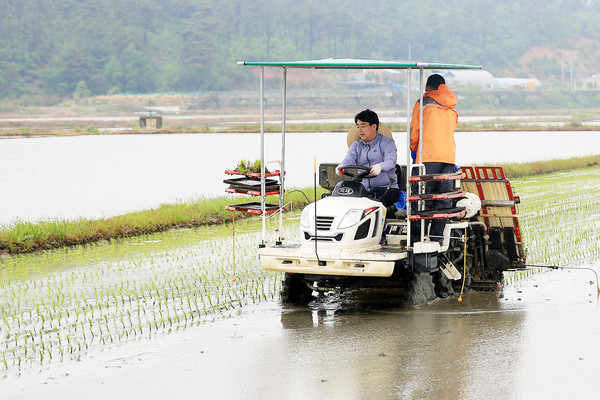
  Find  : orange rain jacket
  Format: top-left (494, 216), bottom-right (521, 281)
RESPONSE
top-left (410, 84), bottom-right (458, 164)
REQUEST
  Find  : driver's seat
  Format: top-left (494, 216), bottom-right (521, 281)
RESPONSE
top-left (331, 180), bottom-right (370, 198)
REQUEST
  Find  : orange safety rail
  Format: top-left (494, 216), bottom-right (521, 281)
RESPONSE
top-left (409, 171), bottom-right (465, 182)
top-left (225, 188), bottom-right (283, 196)
top-left (409, 191), bottom-right (466, 201)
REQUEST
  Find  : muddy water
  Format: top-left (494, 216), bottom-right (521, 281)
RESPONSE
top-left (4, 266), bottom-right (599, 400)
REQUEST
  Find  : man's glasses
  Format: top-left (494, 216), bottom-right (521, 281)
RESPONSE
top-left (356, 123), bottom-right (371, 128)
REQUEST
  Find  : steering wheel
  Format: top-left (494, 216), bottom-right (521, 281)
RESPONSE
top-left (338, 164), bottom-right (376, 181)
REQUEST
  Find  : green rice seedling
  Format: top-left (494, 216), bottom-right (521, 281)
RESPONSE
top-left (505, 167), bottom-right (600, 285)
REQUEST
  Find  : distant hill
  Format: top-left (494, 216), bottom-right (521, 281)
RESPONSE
top-left (2, 0), bottom-right (600, 98)
top-left (514, 39), bottom-right (600, 88)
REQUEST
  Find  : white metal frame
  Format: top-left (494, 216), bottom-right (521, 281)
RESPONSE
top-left (238, 59), bottom-right (482, 247)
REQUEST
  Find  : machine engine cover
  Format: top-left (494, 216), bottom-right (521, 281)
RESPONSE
top-left (456, 192), bottom-right (482, 218)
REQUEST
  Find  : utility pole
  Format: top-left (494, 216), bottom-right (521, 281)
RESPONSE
top-left (561, 56), bottom-right (564, 88)
top-left (570, 54), bottom-right (574, 90)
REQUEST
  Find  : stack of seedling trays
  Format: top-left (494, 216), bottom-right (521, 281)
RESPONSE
top-left (224, 169), bottom-right (282, 215)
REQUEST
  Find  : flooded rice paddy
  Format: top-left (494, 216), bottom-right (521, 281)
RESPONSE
top-left (0, 219), bottom-right (284, 373)
top-left (2, 167), bottom-right (600, 398)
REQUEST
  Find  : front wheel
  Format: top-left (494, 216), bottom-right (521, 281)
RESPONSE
top-left (281, 273), bottom-right (313, 304)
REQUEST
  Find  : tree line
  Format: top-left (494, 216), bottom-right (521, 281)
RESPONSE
top-left (1, 0), bottom-right (600, 99)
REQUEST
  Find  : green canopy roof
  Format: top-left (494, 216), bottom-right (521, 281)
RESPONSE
top-left (237, 58), bottom-right (482, 70)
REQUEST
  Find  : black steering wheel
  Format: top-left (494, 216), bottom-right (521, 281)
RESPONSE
top-left (338, 164), bottom-right (376, 181)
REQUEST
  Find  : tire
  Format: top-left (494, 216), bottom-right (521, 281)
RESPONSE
top-left (281, 273), bottom-right (313, 304)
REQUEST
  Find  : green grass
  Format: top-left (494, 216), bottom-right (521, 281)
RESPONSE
top-left (497, 154), bottom-right (600, 178)
top-left (0, 189), bottom-right (323, 255)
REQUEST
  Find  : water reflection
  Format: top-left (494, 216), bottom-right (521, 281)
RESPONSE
top-left (271, 267), bottom-right (599, 400)
top-left (275, 290), bottom-right (525, 399)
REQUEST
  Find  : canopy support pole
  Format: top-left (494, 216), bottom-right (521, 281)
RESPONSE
top-left (418, 68), bottom-right (425, 242)
top-left (279, 67), bottom-right (287, 243)
top-left (260, 66), bottom-right (266, 245)
top-left (405, 68), bottom-right (412, 250)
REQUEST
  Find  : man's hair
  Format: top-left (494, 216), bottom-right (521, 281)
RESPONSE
top-left (354, 109), bottom-right (379, 131)
top-left (426, 74), bottom-right (445, 90)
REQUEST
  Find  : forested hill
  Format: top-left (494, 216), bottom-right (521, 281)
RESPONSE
top-left (2, 0), bottom-right (600, 98)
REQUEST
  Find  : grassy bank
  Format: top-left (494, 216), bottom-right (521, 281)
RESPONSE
top-left (0, 188), bottom-right (324, 255)
top-left (1, 156), bottom-right (599, 255)
top-left (494, 154), bottom-right (600, 178)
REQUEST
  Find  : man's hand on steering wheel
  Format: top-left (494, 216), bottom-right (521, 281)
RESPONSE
top-left (336, 164), bottom-right (377, 180)
top-left (369, 164), bottom-right (382, 176)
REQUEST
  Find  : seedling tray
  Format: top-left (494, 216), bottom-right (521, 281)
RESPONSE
top-left (223, 177), bottom-right (279, 190)
top-left (225, 202), bottom-right (281, 215)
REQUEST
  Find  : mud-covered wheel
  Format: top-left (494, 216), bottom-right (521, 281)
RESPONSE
top-left (432, 270), bottom-right (455, 298)
top-left (281, 273), bottom-right (313, 304)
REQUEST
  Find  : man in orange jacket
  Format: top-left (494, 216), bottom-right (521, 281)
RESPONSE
top-left (410, 74), bottom-right (458, 243)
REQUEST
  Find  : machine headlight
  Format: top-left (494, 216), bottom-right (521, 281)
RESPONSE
top-left (338, 209), bottom-right (363, 229)
top-left (300, 207), bottom-right (312, 228)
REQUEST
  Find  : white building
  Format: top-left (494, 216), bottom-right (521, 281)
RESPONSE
top-left (440, 70), bottom-right (541, 90)
top-left (441, 70), bottom-right (495, 89)
top-left (494, 77), bottom-right (542, 90)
